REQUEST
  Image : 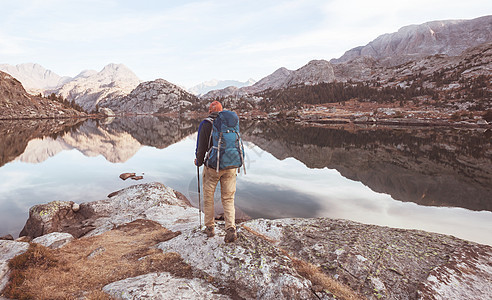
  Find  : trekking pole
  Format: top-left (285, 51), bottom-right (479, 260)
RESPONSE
top-left (197, 165), bottom-right (202, 229)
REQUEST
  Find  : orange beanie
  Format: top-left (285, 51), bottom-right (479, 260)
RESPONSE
top-left (209, 101), bottom-right (223, 112)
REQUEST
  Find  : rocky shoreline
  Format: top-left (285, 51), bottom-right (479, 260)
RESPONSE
top-left (1, 182), bottom-right (491, 299)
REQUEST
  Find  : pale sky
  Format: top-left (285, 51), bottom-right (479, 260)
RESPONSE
top-left (0, 0), bottom-right (490, 88)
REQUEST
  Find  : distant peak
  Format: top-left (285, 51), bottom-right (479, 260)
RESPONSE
top-left (272, 67), bottom-right (292, 75)
top-left (101, 63), bottom-right (129, 72)
top-left (74, 69), bottom-right (97, 79)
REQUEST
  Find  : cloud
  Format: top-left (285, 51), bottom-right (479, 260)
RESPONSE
top-left (1, 0), bottom-right (490, 86)
top-left (0, 32), bottom-right (27, 55)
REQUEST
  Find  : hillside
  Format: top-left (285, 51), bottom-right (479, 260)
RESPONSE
top-left (103, 79), bottom-right (200, 114)
top-left (56, 64), bottom-right (141, 113)
top-left (0, 71), bottom-right (85, 120)
top-left (257, 42), bottom-right (491, 109)
top-left (202, 60), bottom-right (337, 99)
top-left (331, 15), bottom-right (492, 66)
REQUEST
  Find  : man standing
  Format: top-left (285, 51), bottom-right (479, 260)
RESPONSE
top-left (195, 101), bottom-right (238, 243)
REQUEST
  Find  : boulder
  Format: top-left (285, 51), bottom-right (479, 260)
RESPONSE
top-left (32, 232), bottom-right (74, 249)
top-left (72, 203), bottom-right (80, 212)
top-left (81, 182), bottom-right (197, 237)
top-left (19, 200), bottom-right (95, 239)
top-left (19, 183), bottom-right (197, 240)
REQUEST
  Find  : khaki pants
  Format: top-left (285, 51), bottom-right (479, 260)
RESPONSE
top-left (202, 166), bottom-right (237, 230)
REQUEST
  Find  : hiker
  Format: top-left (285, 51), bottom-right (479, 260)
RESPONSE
top-left (195, 101), bottom-right (244, 243)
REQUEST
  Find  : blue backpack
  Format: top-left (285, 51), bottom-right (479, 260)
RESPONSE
top-left (205, 110), bottom-right (246, 173)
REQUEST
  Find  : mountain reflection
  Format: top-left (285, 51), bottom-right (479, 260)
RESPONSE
top-left (103, 115), bottom-right (200, 149)
top-left (1, 116), bottom-right (201, 165)
top-left (1, 117), bottom-right (490, 212)
top-left (240, 121), bottom-right (492, 212)
top-left (0, 119), bottom-right (83, 167)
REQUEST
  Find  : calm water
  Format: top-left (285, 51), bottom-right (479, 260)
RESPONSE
top-left (1, 116), bottom-right (491, 246)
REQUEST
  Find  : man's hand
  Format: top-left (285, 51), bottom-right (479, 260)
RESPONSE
top-left (194, 158), bottom-right (198, 166)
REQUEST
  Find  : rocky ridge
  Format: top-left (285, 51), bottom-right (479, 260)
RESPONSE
top-left (0, 71), bottom-right (84, 120)
top-left (56, 63), bottom-right (141, 112)
top-left (0, 63), bottom-right (71, 95)
top-left (1, 182), bottom-right (490, 299)
top-left (202, 60), bottom-right (336, 99)
top-left (375, 41), bottom-right (492, 86)
top-left (103, 79), bottom-right (199, 114)
top-left (331, 15), bottom-right (492, 66)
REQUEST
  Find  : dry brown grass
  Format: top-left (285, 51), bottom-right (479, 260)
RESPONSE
top-left (3, 219), bottom-right (187, 299)
top-left (242, 225), bottom-right (366, 300)
top-left (291, 258), bottom-right (366, 300)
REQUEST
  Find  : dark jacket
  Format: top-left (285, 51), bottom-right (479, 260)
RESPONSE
top-left (195, 112), bottom-right (219, 166)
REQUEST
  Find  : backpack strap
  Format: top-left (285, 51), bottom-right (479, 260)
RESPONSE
top-left (204, 117), bottom-right (214, 169)
top-left (216, 132), bottom-right (222, 172)
top-left (238, 132), bottom-right (246, 175)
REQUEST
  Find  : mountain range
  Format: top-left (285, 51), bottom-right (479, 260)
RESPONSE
top-left (1, 15), bottom-right (490, 116)
top-left (203, 15), bottom-right (491, 99)
top-left (188, 78), bottom-right (256, 96)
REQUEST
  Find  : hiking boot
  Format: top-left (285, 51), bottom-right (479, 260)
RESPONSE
top-left (203, 226), bottom-right (215, 237)
top-left (224, 227), bottom-right (237, 243)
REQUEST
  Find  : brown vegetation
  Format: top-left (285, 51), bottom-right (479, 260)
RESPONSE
top-left (3, 219), bottom-right (186, 299)
top-left (291, 258), bottom-right (366, 300)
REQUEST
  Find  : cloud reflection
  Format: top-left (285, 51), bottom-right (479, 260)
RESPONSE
top-left (236, 181), bottom-right (322, 219)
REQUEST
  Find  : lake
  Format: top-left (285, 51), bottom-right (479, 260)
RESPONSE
top-left (1, 116), bottom-right (491, 246)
